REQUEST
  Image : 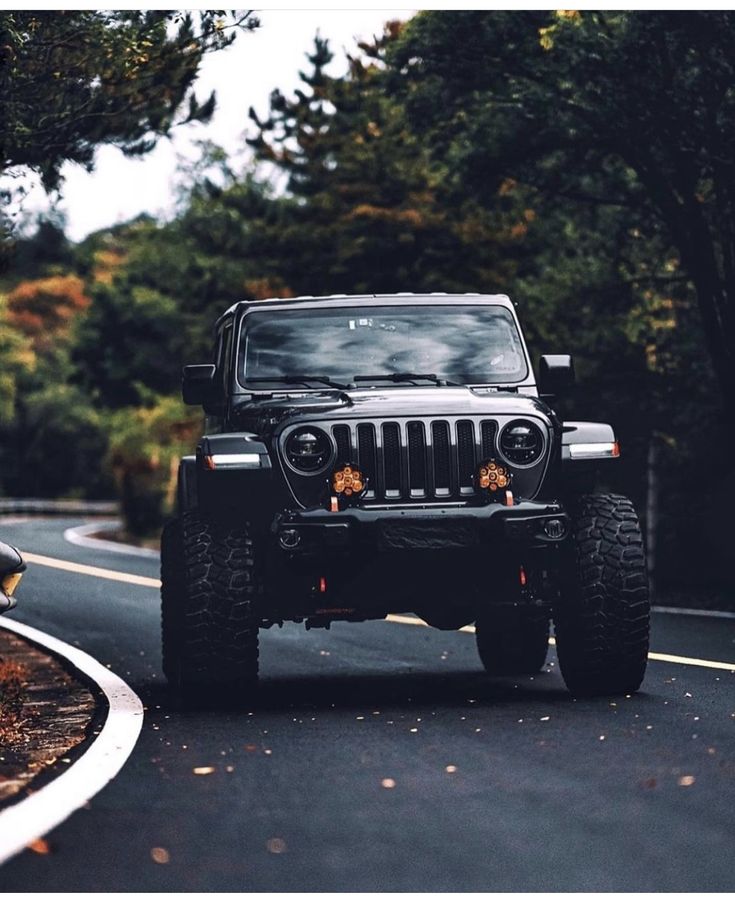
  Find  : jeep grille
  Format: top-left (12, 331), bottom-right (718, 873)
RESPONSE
top-left (329, 418), bottom-right (498, 503)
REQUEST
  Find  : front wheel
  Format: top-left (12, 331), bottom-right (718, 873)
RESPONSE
top-left (160, 511), bottom-right (260, 701)
top-left (554, 494), bottom-right (650, 696)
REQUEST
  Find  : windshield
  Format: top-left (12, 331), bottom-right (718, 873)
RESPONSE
top-left (238, 304), bottom-right (528, 388)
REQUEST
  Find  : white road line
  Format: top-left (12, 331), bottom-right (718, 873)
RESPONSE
top-left (64, 521), bottom-right (159, 560)
top-left (0, 617), bottom-right (144, 865)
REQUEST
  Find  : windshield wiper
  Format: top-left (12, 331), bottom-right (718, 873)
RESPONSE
top-left (353, 372), bottom-right (460, 387)
top-left (246, 375), bottom-right (348, 391)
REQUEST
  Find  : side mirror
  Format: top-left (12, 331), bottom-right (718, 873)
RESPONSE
top-left (182, 364), bottom-right (217, 406)
top-left (539, 355), bottom-right (575, 396)
top-left (0, 540), bottom-right (25, 613)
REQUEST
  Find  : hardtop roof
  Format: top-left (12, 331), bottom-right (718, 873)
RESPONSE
top-left (215, 292), bottom-right (515, 328)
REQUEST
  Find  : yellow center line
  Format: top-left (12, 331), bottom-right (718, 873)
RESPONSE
top-left (21, 552), bottom-right (735, 673)
top-left (385, 615), bottom-right (735, 673)
top-left (22, 551), bottom-right (161, 589)
top-left (645, 652), bottom-right (735, 672)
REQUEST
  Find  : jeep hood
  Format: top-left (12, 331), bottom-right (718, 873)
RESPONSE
top-left (232, 387), bottom-right (554, 431)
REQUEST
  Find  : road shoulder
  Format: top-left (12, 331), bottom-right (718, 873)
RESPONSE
top-left (0, 627), bottom-right (99, 805)
top-left (0, 618), bottom-right (144, 865)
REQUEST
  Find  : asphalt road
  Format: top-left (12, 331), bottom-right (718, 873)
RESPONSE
top-left (0, 516), bottom-right (733, 892)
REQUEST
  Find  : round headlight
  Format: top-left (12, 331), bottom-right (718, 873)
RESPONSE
top-left (500, 420), bottom-right (544, 466)
top-left (285, 427), bottom-right (333, 473)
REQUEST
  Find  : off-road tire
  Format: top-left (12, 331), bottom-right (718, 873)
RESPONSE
top-left (554, 494), bottom-right (649, 696)
top-left (161, 511), bottom-right (259, 701)
top-left (475, 605), bottom-right (550, 675)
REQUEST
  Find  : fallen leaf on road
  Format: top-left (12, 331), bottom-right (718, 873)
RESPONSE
top-left (445, 765), bottom-right (457, 774)
top-left (27, 838), bottom-right (51, 855)
top-left (193, 766), bottom-right (215, 775)
top-left (266, 837), bottom-right (287, 854)
top-left (151, 847), bottom-right (170, 864)
top-left (678, 775), bottom-right (696, 787)
top-left (381, 778), bottom-right (396, 789)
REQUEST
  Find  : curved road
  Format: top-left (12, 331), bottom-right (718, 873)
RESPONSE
top-left (0, 516), bottom-right (733, 892)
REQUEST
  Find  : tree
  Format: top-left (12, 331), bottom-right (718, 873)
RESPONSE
top-left (388, 11), bottom-right (735, 418)
top-left (106, 395), bottom-right (200, 535)
top-left (72, 278), bottom-right (184, 408)
top-left (6, 273), bottom-right (90, 352)
top-left (0, 10), bottom-right (258, 190)
top-left (246, 32), bottom-right (518, 296)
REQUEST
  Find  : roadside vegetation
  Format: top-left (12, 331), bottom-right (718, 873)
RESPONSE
top-left (0, 11), bottom-right (733, 599)
top-left (0, 658), bottom-right (27, 747)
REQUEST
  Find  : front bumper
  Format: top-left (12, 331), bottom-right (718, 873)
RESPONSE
top-left (272, 499), bottom-right (569, 555)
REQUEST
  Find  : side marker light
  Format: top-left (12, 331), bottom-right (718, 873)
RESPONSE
top-left (568, 441), bottom-right (620, 459)
top-left (203, 452), bottom-right (261, 470)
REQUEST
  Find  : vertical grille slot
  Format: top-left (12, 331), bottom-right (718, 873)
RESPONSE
top-left (333, 425), bottom-right (352, 464)
top-left (481, 420), bottom-right (497, 460)
top-left (382, 423), bottom-right (401, 498)
top-left (407, 422), bottom-right (427, 496)
top-left (356, 424), bottom-right (377, 499)
top-left (457, 420), bottom-right (476, 494)
top-left (432, 421), bottom-right (451, 496)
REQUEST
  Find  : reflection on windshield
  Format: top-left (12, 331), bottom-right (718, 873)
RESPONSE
top-left (239, 305), bottom-right (528, 386)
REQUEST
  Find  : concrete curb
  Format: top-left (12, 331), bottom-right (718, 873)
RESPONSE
top-left (0, 617), bottom-right (144, 866)
top-left (64, 520), bottom-right (159, 560)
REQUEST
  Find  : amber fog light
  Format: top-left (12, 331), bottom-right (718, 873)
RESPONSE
top-left (332, 464), bottom-right (367, 498)
top-left (476, 460), bottom-right (511, 494)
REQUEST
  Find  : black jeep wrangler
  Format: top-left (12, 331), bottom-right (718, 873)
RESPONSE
top-left (161, 293), bottom-right (650, 699)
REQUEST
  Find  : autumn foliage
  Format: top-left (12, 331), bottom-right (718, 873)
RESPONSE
top-left (6, 275), bottom-right (90, 350)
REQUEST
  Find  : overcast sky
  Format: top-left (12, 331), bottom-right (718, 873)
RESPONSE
top-left (19, 9), bottom-right (413, 242)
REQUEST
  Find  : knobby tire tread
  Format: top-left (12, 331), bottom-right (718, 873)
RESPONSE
top-left (554, 493), bottom-right (650, 696)
top-left (161, 511), bottom-right (259, 699)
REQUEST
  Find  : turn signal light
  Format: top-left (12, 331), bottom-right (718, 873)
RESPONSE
top-left (476, 460), bottom-right (511, 494)
top-left (331, 464), bottom-right (367, 498)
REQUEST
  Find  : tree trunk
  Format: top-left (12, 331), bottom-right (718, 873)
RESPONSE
top-left (688, 276), bottom-right (735, 435)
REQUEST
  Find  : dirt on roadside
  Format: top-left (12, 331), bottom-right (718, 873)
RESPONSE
top-left (0, 629), bottom-right (99, 804)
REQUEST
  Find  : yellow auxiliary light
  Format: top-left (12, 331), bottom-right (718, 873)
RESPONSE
top-left (475, 460), bottom-right (511, 494)
top-left (331, 463), bottom-right (367, 499)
